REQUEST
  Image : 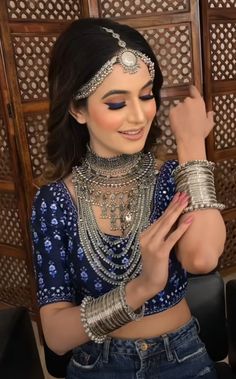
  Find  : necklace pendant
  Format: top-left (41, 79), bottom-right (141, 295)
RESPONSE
top-left (110, 216), bottom-right (118, 231)
top-left (125, 212), bottom-right (132, 223)
top-left (101, 205), bottom-right (107, 218)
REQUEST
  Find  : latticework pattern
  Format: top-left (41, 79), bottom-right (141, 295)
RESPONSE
top-left (100, 0), bottom-right (189, 17)
top-left (209, 0), bottom-right (236, 8)
top-left (11, 35), bottom-right (57, 101)
top-left (141, 25), bottom-right (192, 88)
top-left (0, 255), bottom-right (32, 309)
top-left (25, 113), bottom-right (48, 178)
top-left (219, 219), bottom-right (236, 269)
top-left (0, 114), bottom-right (12, 180)
top-left (215, 158), bottom-right (236, 210)
top-left (213, 93), bottom-right (236, 150)
top-left (0, 192), bottom-right (24, 247)
top-left (157, 98), bottom-right (183, 155)
top-left (210, 23), bottom-right (236, 81)
top-left (6, 0), bottom-right (81, 20)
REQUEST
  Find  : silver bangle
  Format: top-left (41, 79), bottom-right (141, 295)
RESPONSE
top-left (172, 160), bottom-right (225, 213)
top-left (80, 282), bottom-right (145, 343)
top-left (119, 282), bottom-right (145, 321)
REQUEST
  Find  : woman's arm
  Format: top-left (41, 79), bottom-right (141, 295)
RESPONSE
top-left (169, 85), bottom-right (226, 273)
top-left (176, 209), bottom-right (226, 274)
top-left (39, 193), bottom-right (192, 355)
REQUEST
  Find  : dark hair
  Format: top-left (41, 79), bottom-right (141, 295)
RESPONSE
top-left (45, 17), bottom-right (163, 181)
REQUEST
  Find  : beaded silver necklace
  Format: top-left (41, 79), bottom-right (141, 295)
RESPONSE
top-left (72, 149), bottom-right (156, 285)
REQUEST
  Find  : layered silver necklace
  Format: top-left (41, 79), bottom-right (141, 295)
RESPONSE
top-left (72, 148), bottom-right (156, 285)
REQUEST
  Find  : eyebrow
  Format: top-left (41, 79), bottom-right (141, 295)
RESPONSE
top-left (101, 79), bottom-right (153, 100)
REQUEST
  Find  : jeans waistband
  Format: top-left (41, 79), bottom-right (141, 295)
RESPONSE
top-left (101, 317), bottom-right (200, 362)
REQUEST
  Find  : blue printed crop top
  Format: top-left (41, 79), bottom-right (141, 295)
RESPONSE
top-left (31, 160), bottom-right (188, 316)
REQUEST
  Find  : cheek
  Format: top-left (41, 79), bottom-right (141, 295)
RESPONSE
top-left (88, 106), bottom-right (123, 131)
top-left (146, 101), bottom-right (157, 120)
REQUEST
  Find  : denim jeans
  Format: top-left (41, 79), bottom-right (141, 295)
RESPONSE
top-left (66, 317), bottom-right (217, 379)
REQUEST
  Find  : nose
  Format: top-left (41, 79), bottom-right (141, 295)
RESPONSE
top-left (127, 99), bottom-right (146, 125)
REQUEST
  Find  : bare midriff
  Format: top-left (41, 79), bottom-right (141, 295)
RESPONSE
top-left (63, 176), bottom-right (191, 340)
top-left (109, 298), bottom-right (191, 339)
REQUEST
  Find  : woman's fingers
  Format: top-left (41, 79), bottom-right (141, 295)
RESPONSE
top-left (165, 216), bottom-right (193, 250)
top-left (205, 110), bottom-right (215, 136)
top-left (145, 192), bottom-right (189, 240)
top-left (189, 84), bottom-right (202, 99)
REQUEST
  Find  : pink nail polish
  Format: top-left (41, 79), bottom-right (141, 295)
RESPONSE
top-left (181, 196), bottom-right (189, 205)
top-left (173, 192), bottom-right (180, 203)
top-left (184, 216), bottom-right (194, 224)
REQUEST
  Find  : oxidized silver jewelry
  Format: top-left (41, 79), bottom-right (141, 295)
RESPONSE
top-left (73, 148), bottom-right (155, 233)
top-left (72, 149), bottom-right (156, 286)
top-left (80, 282), bottom-right (145, 343)
top-left (172, 160), bottom-right (225, 213)
top-left (74, 27), bottom-right (155, 100)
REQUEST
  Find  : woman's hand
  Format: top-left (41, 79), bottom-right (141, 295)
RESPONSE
top-left (137, 192), bottom-right (193, 298)
top-left (169, 85), bottom-right (214, 162)
top-left (169, 85), bottom-right (214, 143)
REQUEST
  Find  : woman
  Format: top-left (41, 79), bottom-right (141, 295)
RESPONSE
top-left (31, 17), bottom-right (226, 378)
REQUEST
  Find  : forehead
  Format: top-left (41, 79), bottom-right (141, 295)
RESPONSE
top-left (90, 60), bottom-right (152, 97)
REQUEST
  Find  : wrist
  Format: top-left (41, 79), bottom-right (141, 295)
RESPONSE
top-left (125, 276), bottom-right (156, 310)
top-left (176, 140), bottom-right (207, 163)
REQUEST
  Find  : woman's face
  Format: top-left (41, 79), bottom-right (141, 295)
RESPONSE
top-left (75, 60), bottom-right (157, 158)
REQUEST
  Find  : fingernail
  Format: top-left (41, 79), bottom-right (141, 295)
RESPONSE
top-left (184, 216), bottom-right (194, 224)
top-left (179, 193), bottom-right (189, 204)
top-left (173, 192), bottom-right (180, 203)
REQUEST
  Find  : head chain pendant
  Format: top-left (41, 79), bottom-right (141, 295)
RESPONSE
top-left (74, 27), bottom-right (155, 100)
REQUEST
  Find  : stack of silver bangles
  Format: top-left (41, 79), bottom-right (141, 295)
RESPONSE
top-left (81, 282), bottom-right (144, 343)
top-left (172, 160), bottom-right (225, 213)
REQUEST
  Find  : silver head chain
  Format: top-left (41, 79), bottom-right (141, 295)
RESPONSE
top-left (74, 27), bottom-right (155, 100)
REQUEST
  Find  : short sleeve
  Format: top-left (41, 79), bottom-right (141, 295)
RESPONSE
top-left (31, 185), bottom-right (75, 307)
top-left (151, 160), bottom-right (178, 221)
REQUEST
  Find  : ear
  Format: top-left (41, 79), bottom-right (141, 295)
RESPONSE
top-left (69, 103), bottom-right (87, 124)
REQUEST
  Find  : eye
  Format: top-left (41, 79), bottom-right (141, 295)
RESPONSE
top-left (105, 102), bottom-right (126, 110)
top-left (140, 94), bottom-right (154, 101)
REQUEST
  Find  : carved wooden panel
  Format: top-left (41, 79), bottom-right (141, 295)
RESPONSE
top-left (0, 192), bottom-right (24, 247)
top-left (0, 0), bottom-right (92, 315)
top-left (209, 0), bottom-right (236, 8)
top-left (0, 97), bottom-right (13, 180)
top-left (0, 0), bottom-right (234, 316)
top-left (0, 255), bottom-right (32, 309)
top-left (141, 24), bottom-right (193, 88)
top-left (157, 98), bottom-right (184, 155)
top-left (213, 93), bottom-right (236, 150)
top-left (99, 0), bottom-right (189, 18)
top-left (25, 112), bottom-right (48, 178)
top-left (210, 23), bottom-right (236, 81)
top-left (201, 1), bottom-right (236, 272)
top-left (11, 35), bottom-right (57, 102)
top-left (6, 0), bottom-right (81, 20)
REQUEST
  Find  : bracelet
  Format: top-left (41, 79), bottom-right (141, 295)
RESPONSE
top-left (172, 160), bottom-right (225, 213)
top-left (119, 282), bottom-right (145, 321)
top-left (80, 282), bottom-right (145, 343)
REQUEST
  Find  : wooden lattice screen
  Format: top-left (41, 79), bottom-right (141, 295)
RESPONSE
top-left (201, 1), bottom-right (236, 271)
top-left (0, 0), bottom-right (235, 315)
top-left (0, 1), bottom-right (89, 315)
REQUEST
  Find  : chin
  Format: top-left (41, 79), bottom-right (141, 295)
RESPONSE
top-left (122, 143), bottom-right (146, 155)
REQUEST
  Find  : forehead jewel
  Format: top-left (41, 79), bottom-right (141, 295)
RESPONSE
top-left (74, 27), bottom-right (155, 100)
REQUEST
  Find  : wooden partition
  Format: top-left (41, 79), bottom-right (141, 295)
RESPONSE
top-left (0, 0), bottom-right (89, 316)
top-left (200, 0), bottom-right (236, 271)
top-left (0, 0), bottom-right (235, 314)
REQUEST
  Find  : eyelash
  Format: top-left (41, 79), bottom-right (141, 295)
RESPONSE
top-left (105, 94), bottom-right (154, 110)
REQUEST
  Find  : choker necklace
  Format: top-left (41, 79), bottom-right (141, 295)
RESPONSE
top-left (73, 148), bottom-right (155, 233)
top-left (72, 149), bottom-right (156, 285)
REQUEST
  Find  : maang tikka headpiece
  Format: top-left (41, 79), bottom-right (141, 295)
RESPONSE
top-left (74, 27), bottom-right (155, 100)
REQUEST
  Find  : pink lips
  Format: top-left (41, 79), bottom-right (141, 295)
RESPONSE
top-left (118, 128), bottom-right (145, 140)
